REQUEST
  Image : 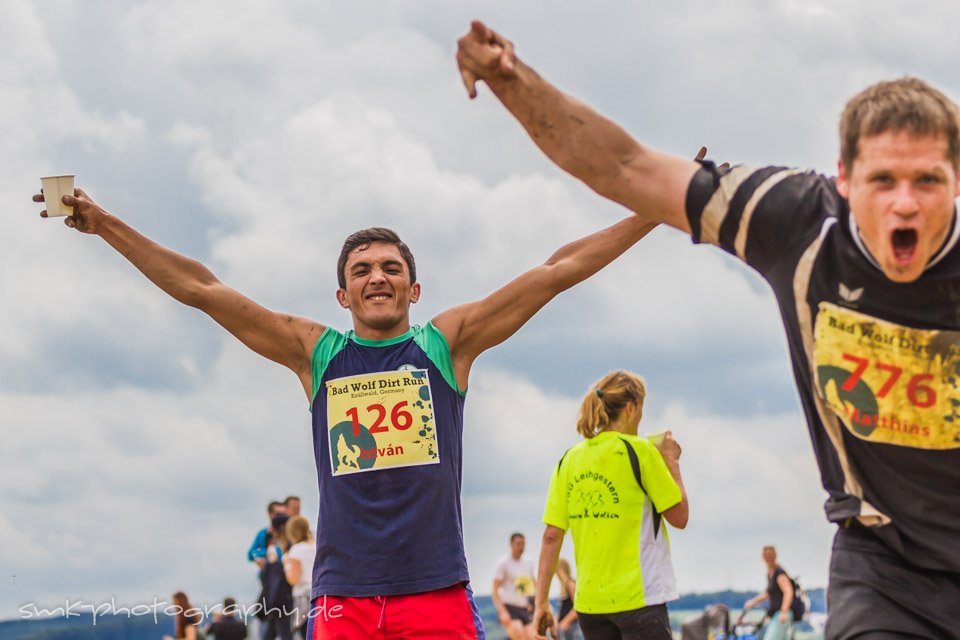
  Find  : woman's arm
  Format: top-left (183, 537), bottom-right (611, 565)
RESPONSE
top-left (284, 555), bottom-right (302, 586)
top-left (776, 573), bottom-right (794, 623)
top-left (743, 591), bottom-right (769, 609)
top-left (533, 525), bottom-right (565, 640)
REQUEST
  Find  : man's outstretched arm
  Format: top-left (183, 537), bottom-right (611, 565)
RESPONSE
top-left (457, 21), bottom-right (698, 232)
top-left (35, 189), bottom-right (324, 400)
top-left (432, 215), bottom-right (654, 389)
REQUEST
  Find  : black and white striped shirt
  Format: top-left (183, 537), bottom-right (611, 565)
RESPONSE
top-left (686, 161), bottom-right (960, 572)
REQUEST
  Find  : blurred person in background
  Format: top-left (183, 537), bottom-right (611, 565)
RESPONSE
top-left (555, 558), bottom-right (581, 640)
top-left (744, 546), bottom-right (797, 640)
top-left (284, 515), bottom-right (316, 639)
top-left (259, 513), bottom-right (293, 640)
top-left (205, 597), bottom-right (247, 640)
top-left (250, 501), bottom-right (287, 568)
top-left (164, 591), bottom-right (202, 640)
top-left (284, 496), bottom-right (301, 518)
top-left (492, 532), bottom-right (537, 640)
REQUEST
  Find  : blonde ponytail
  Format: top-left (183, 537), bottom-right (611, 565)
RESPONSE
top-left (576, 370), bottom-right (647, 438)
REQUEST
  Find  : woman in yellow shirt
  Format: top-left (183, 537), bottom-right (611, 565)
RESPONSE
top-left (533, 371), bottom-right (689, 640)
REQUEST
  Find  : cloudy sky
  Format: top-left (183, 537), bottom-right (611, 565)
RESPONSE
top-left (3, 0), bottom-right (959, 620)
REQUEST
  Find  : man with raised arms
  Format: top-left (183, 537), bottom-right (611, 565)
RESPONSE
top-left (457, 22), bottom-right (960, 639)
top-left (35, 188), bottom-right (653, 639)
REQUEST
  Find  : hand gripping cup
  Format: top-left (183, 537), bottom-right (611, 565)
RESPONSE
top-left (40, 175), bottom-right (75, 217)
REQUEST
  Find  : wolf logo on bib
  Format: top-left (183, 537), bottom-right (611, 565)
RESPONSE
top-left (327, 369), bottom-right (439, 475)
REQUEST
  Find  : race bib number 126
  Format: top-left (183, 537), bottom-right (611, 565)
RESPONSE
top-left (326, 369), bottom-right (440, 475)
top-left (814, 303), bottom-right (960, 450)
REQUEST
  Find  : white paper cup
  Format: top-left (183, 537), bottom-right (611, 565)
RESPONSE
top-left (40, 175), bottom-right (75, 217)
top-left (646, 430), bottom-right (668, 447)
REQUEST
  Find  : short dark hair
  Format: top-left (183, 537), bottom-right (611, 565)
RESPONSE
top-left (267, 501), bottom-right (284, 515)
top-left (840, 77), bottom-right (960, 171)
top-left (284, 495), bottom-right (300, 505)
top-left (337, 228), bottom-right (416, 289)
top-left (510, 532), bottom-right (525, 543)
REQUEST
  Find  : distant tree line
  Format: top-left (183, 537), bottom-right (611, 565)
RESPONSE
top-left (674, 588), bottom-right (826, 613)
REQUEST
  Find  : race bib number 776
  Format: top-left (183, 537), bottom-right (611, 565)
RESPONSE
top-left (814, 303), bottom-right (960, 450)
top-left (326, 369), bottom-right (440, 475)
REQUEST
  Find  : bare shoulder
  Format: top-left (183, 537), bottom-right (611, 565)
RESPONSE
top-left (288, 315), bottom-right (328, 357)
top-left (429, 304), bottom-right (471, 349)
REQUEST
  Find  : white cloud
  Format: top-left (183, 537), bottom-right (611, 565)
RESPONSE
top-left (0, 340), bottom-right (313, 608)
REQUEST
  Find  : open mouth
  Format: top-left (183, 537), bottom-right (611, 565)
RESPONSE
top-left (891, 228), bottom-right (918, 263)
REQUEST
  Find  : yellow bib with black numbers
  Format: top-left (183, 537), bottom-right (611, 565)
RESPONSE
top-left (326, 369), bottom-right (439, 475)
top-left (814, 302), bottom-right (960, 450)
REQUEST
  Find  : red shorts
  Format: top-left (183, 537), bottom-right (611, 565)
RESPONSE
top-left (304, 583), bottom-right (485, 640)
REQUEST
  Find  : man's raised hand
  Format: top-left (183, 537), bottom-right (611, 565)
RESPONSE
top-left (456, 20), bottom-right (517, 99)
top-left (34, 188), bottom-right (108, 234)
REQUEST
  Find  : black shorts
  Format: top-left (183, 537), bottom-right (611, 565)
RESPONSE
top-left (577, 604), bottom-right (671, 640)
top-left (504, 603), bottom-right (533, 626)
top-left (826, 523), bottom-right (960, 639)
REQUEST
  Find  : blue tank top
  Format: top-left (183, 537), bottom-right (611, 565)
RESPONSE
top-left (309, 323), bottom-right (469, 597)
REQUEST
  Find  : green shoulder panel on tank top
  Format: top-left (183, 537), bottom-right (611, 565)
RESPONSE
top-left (311, 327), bottom-right (349, 404)
top-left (415, 322), bottom-right (466, 396)
top-left (311, 324), bottom-right (463, 403)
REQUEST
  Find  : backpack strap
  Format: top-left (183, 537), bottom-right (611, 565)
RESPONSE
top-left (790, 575), bottom-right (806, 619)
top-left (618, 436), bottom-right (663, 538)
top-left (556, 449), bottom-right (569, 474)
